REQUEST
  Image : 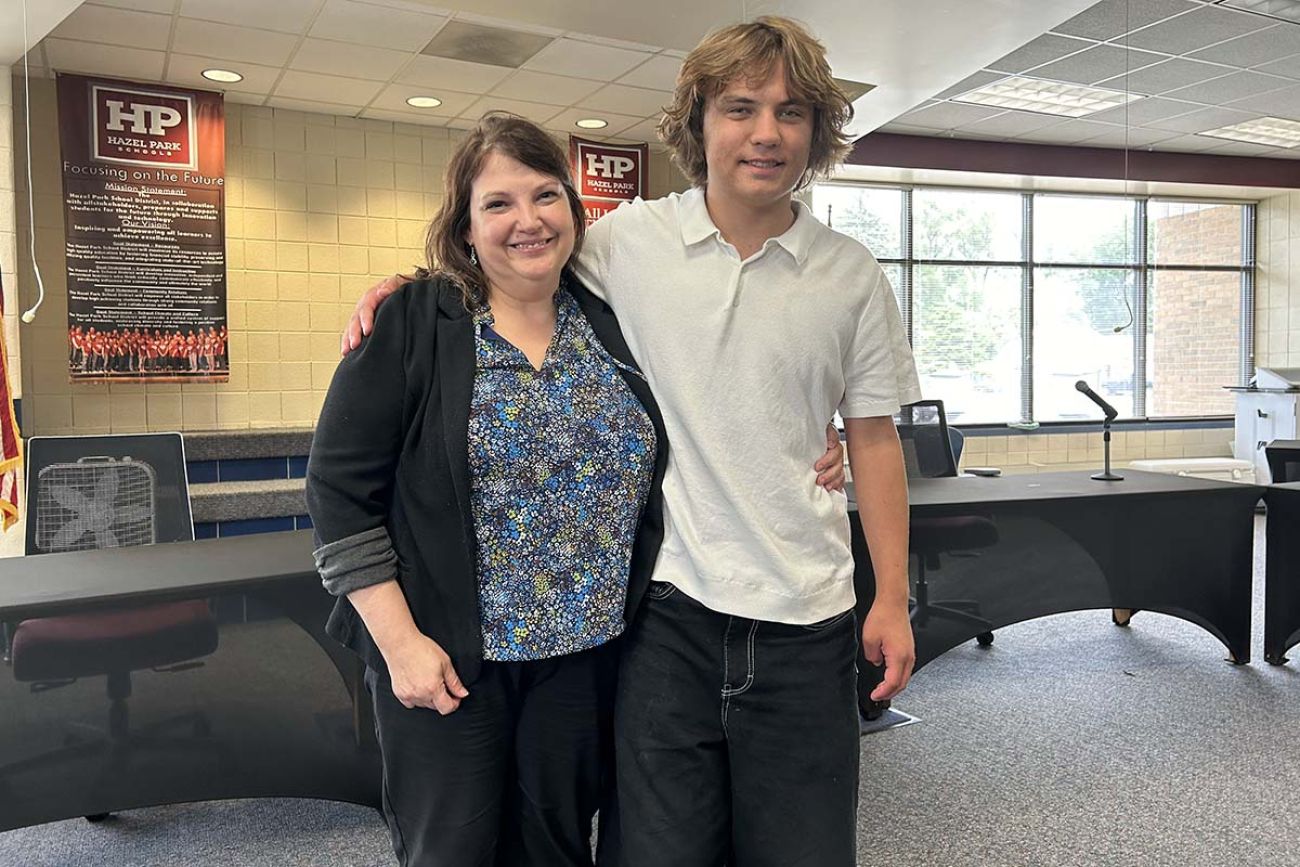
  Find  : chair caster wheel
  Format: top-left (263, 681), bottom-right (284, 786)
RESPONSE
top-left (85, 813), bottom-right (111, 823)
top-left (976, 632), bottom-right (994, 647)
top-left (1266, 653), bottom-right (1289, 666)
top-left (1112, 608), bottom-right (1136, 627)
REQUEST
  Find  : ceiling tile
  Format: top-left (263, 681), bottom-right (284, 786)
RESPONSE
top-left (87, 0), bottom-right (178, 13)
top-left (1148, 105), bottom-right (1259, 133)
top-left (987, 34), bottom-right (1094, 74)
top-left (1096, 58), bottom-right (1236, 95)
top-left (1163, 70), bottom-right (1296, 105)
top-left (577, 84), bottom-right (672, 117)
top-left (1224, 83), bottom-right (1300, 119)
top-left (172, 19), bottom-right (300, 67)
top-left (615, 54), bottom-right (682, 91)
top-left (310, 0), bottom-right (447, 52)
top-left (934, 71), bottom-right (1004, 100)
top-left (1189, 24), bottom-right (1300, 67)
top-left (1149, 133), bottom-right (1223, 152)
top-left (1016, 118), bottom-right (1123, 144)
top-left (1255, 54), bottom-right (1300, 81)
top-left (291, 39), bottom-right (413, 80)
top-left (178, 0), bottom-right (320, 34)
top-left (457, 96), bottom-right (564, 124)
top-left (1051, 0), bottom-right (1199, 41)
top-left (397, 55), bottom-right (512, 94)
top-left (166, 54), bottom-right (282, 96)
top-left (611, 119), bottom-right (664, 145)
top-left (893, 101), bottom-right (1005, 130)
top-left (275, 71), bottom-right (386, 106)
top-left (872, 123), bottom-right (941, 137)
top-left (522, 38), bottom-right (651, 81)
top-left (544, 107), bottom-right (644, 136)
top-left (957, 109), bottom-right (1066, 137)
top-left (359, 107), bottom-right (450, 127)
top-left (42, 39), bottom-right (165, 82)
top-left (1027, 44), bottom-right (1166, 86)
top-left (564, 33), bottom-right (662, 54)
top-left (52, 6), bottom-right (172, 51)
top-left (1124, 6), bottom-right (1271, 55)
top-left (1203, 139), bottom-right (1286, 156)
top-left (1072, 126), bottom-right (1179, 148)
top-left (491, 71), bottom-right (603, 105)
top-left (370, 84), bottom-right (478, 116)
top-left (1084, 96), bottom-right (1205, 125)
top-left (267, 96), bottom-right (364, 116)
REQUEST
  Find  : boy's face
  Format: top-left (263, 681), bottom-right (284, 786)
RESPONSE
top-left (700, 60), bottom-right (813, 213)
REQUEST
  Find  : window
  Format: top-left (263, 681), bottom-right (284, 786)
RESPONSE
top-left (812, 184), bottom-right (1254, 424)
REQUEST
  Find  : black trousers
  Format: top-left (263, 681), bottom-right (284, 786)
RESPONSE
top-left (366, 641), bottom-right (618, 866)
top-left (608, 582), bottom-right (860, 867)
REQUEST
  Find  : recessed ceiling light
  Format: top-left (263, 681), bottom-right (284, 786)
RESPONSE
top-left (1219, 0), bottom-right (1300, 24)
top-left (405, 96), bottom-right (442, 109)
top-left (575, 118), bottom-right (608, 129)
top-left (952, 75), bottom-right (1142, 118)
top-left (1198, 116), bottom-right (1300, 148)
top-left (201, 69), bottom-right (243, 83)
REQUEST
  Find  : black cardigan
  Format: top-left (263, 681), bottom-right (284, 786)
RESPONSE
top-left (305, 275), bottom-right (669, 683)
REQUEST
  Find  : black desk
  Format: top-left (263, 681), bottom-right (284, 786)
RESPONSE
top-left (850, 470), bottom-right (1263, 681)
top-left (0, 530), bottom-right (380, 832)
top-left (1265, 482), bottom-right (1300, 664)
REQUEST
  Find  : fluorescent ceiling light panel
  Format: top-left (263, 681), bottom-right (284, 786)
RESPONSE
top-left (1219, 0), bottom-right (1300, 24)
top-left (1198, 115), bottom-right (1300, 147)
top-left (406, 96), bottom-right (442, 108)
top-left (952, 75), bottom-right (1143, 118)
top-left (575, 118), bottom-right (607, 129)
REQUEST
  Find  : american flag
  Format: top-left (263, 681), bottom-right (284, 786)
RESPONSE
top-left (0, 272), bottom-right (22, 530)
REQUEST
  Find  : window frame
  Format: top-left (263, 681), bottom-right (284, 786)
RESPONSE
top-left (814, 181), bottom-right (1257, 426)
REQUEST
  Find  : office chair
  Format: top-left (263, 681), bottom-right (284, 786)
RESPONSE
top-left (3, 434), bottom-right (218, 822)
top-left (897, 400), bottom-right (998, 646)
top-left (1266, 440), bottom-right (1300, 484)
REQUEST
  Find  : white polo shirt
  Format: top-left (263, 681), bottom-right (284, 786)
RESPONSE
top-left (575, 186), bottom-right (921, 624)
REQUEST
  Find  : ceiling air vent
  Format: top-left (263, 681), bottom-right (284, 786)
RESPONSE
top-left (421, 20), bottom-right (554, 69)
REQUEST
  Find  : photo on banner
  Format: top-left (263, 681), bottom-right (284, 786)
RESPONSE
top-left (56, 74), bottom-right (227, 383)
top-left (569, 136), bottom-right (648, 226)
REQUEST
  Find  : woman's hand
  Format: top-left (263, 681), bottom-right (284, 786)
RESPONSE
top-left (815, 423), bottom-right (846, 492)
top-left (384, 632), bottom-right (470, 715)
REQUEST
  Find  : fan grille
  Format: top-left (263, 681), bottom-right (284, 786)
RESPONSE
top-left (35, 460), bottom-right (157, 553)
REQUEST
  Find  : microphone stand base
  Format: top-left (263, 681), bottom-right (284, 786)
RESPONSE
top-left (1091, 471), bottom-right (1124, 481)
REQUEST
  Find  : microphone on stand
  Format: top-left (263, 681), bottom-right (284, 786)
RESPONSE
top-left (1075, 380), bottom-right (1118, 421)
top-left (1075, 380), bottom-right (1122, 481)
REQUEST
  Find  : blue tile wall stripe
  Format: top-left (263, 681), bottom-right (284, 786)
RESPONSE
top-left (218, 516), bottom-right (295, 537)
top-left (295, 514), bottom-right (313, 530)
top-left (194, 522), bottom-right (218, 539)
top-left (188, 460), bottom-right (219, 484)
top-left (288, 456), bottom-right (309, 479)
top-left (218, 457), bottom-right (290, 482)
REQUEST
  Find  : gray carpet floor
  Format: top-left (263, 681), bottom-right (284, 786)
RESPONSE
top-left (4, 517), bottom-right (1298, 866)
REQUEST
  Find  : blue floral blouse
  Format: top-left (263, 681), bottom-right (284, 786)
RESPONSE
top-left (468, 286), bottom-right (657, 661)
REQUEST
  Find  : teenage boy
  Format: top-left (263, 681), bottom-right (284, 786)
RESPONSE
top-left (343, 17), bottom-right (919, 866)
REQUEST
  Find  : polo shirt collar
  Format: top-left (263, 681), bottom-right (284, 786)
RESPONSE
top-left (677, 186), bottom-right (817, 266)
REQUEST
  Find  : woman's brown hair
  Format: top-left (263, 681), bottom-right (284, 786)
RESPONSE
top-left (658, 16), bottom-right (853, 191)
top-left (424, 112), bottom-right (587, 311)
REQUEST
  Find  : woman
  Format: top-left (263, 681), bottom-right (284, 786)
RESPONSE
top-left (306, 113), bottom-right (669, 866)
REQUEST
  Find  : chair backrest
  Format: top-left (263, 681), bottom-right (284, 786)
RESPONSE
top-left (896, 400), bottom-right (958, 479)
top-left (25, 433), bottom-right (193, 555)
top-left (1267, 439), bottom-right (1300, 484)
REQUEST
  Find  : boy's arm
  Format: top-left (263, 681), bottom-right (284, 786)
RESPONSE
top-left (843, 415), bottom-right (914, 701)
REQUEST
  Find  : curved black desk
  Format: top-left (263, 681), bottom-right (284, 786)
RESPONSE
top-left (0, 530), bottom-right (379, 832)
top-left (1265, 482), bottom-right (1300, 665)
top-left (851, 470), bottom-right (1263, 686)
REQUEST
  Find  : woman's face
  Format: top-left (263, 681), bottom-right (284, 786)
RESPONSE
top-left (464, 150), bottom-right (577, 297)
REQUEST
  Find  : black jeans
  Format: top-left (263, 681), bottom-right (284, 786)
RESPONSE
top-left (608, 582), bottom-right (860, 867)
top-left (366, 641), bottom-right (618, 866)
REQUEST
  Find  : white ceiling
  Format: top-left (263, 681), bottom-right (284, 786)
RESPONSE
top-left (883, 0), bottom-right (1300, 160)
top-left (6, 0), bottom-right (1095, 148)
top-left (8, 0), bottom-right (1300, 162)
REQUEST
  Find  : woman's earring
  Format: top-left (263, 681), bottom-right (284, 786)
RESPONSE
top-left (469, 245), bottom-right (478, 266)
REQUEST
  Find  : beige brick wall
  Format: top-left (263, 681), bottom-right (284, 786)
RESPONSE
top-left (957, 426), bottom-right (1233, 475)
top-left (13, 75), bottom-right (686, 436)
top-left (1257, 191), bottom-right (1300, 368)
